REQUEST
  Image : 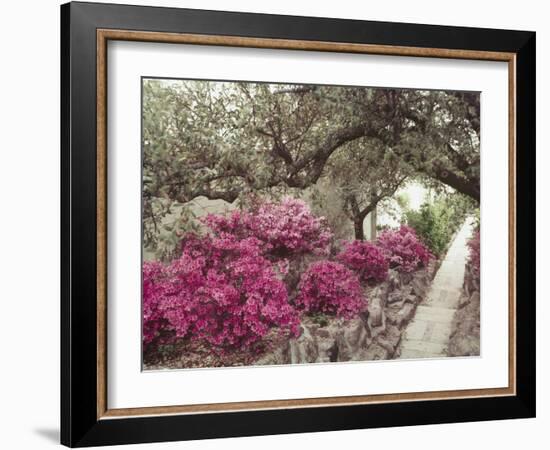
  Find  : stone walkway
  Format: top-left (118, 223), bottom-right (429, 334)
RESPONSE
top-left (397, 218), bottom-right (474, 359)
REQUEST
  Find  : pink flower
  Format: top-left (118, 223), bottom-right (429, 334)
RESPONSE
top-left (202, 197), bottom-right (333, 259)
top-left (336, 240), bottom-right (389, 284)
top-left (376, 225), bottom-right (432, 273)
top-left (143, 233), bottom-right (300, 353)
top-left (296, 260), bottom-right (365, 319)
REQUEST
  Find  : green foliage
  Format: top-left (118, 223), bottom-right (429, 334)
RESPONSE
top-left (307, 181), bottom-right (353, 241)
top-left (405, 193), bottom-right (474, 256)
top-left (142, 78), bottom-right (481, 258)
top-left (471, 208), bottom-right (481, 230)
top-left (395, 193), bottom-right (410, 210)
top-left (143, 198), bottom-right (199, 262)
top-left (309, 312), bottom-right (330, 328)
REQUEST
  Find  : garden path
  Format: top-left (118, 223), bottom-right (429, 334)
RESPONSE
top-left (397, 217), bottom-right (475, 359)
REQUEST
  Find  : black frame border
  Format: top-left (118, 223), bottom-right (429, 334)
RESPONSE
top-left (61, 2), bottom-right (535, 447)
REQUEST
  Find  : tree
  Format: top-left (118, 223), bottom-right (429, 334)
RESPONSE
top-left (389, 90), bottom-right (480, 201)
top-left (142, 80), bottom-right (480, 253)
top-left (326, 138), bottom-right (410, 240)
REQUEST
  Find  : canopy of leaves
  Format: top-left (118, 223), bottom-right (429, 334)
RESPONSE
top-left (143, 79), bottom-right (480, 251)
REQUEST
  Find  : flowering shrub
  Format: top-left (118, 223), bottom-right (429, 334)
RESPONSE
top-left (336, 240), bottom-right (389, 284)
top-left (142, 233), bottom-right (300, 353)
top-left (377, 225), bottom-right (432, 273)
top-left (295, 261), bottom-right (365, 319)
top-left (405, 196), bottom-right (471, 256)
top-left (467, 230), bottom-right (480, 280)
top-left (142, 261), bottom-right (172, 346)
top-left (202, 197), bottom-right (332, 259)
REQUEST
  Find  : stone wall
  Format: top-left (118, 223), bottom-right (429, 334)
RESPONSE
top-left (256, 262), bottom-right (437, 366)
top-left (447, 261), bottom-right (480, 357)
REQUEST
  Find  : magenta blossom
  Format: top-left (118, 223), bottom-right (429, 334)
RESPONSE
top-left (296, 260), bottom-right (365, 319)
top-left (143, 233), bottom-right (300, 353)
top-left (376, 225), bottom-right (432, 273)
top-left (336, 240), bottom-right (389, 284)
top-left (202, 197), bottom-right (333, 259)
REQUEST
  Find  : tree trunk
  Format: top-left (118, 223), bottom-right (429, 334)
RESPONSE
top-left (370, 207), bottom-right (377, 240)
top-left (354, 218), bottom-right (365, 240)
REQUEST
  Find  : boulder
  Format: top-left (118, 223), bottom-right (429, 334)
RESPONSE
top-left (386, 303), bottom-right (416, 329)
top-left (379, 324), bottom-right (402, 350)
top-left (410, 275), bottom-right (428, 297)
top-left (458, 293), bottom-right (471, 309)
top-left (336, 318), bottom-right (369, 361)
top-left (399, 271), bottom-right (413, 286)
top-left (447, 335), bottom-right (480, 356)
top-left (469, 291), bottom-right (480, 306)
top-left (447, 288), bottom-right (480, 357)
top-left (371, 282), bottom-right (390, 306)
top-left (387, 291), bottom-right (404, 305)
top-left (289, 325), bottom-right (318, 364)
top-left (255, 342), bottom-right (290, 365)
top-left (367, 296), bottom-right (384, 328)
top-left (387, 269), bottom-right (401, 290)
top-left (316, 335), bottom-right (339, 362)
top-left (363, 343), bottom-right (390, 360)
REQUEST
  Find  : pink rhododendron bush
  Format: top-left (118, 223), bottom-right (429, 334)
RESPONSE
top-left (336, 240), bottom-right (389, 284)
top-left (203, 197), bottom-right (333, 259)
top-left (296, 261), bottom-right (365, 319)
top-left (143, 233), bottom-right (300, 354)
top-left (143, 198), bottom-right (440, 367)
top-left (377, 225), bottom-right (432, 273)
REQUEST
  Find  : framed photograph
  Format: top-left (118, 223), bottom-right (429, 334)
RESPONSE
top-left (61, 1), bottom-right (535, 447)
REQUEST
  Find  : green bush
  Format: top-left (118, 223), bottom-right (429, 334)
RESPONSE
top-left (405, 194), bottom-right (474, 256)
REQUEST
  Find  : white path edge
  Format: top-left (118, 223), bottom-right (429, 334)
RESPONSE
top-left (397, 217), bottom-right (475, 359)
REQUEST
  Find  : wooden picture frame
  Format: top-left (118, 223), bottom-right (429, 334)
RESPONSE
top-left (61, 1), bottom-right (535, 447)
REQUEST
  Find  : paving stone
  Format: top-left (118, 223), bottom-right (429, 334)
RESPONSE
top-left (413, 305), bottom-right (456, 323)
top-left (398, 349), bottom-right (432, 360)
top-left (396, 219), bottom-right (475, 360)
top-left (403, 320), bottom-right (429, 340)
top-left (426, 322), bottom-right (452, 345)
top-left (400, 339), bottom-right (446, 354)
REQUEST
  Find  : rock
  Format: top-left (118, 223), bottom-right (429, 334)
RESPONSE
top-left (316, 328), bottom-right (331, 339)
top-left (458, 293), bottom-right (471, 309)
top-left (463, 263), bottom-right (480, 297)
top-left (336, 318), bottom-right (369, 361)
top-left (386, 303), bottom-right (416, 329)
top-left (377, 338), bottom-right (397, 355)
top-left (371, 282), bottom-right (390, 306)
top-left (350, 348), bottom-right (371, 361)
top-left (387, 270), bottom-right (401, 289)
top-left (400, 271), bottom-right (413, 286)
top-left (447, 335), bottom-right (480, 356)
top-left (410, 276), bottom-right (428, 297)
top-left (316, 335), bottom-right (338, 362)
top-left (367, 296), bottom-right (384, 328)
top-left (261, 262), bottom-right (435, 365)
top-left (289, 325), bottom-right (318, 363)
top-left (387, 291), bottom-right (403, 305)
top-left (363, 343), bottom-right (390, 360)
top-left (255, 342), bottom-right (290, 365)
top-left (447, 288), bottom-right (480, 357)
top-left (381, 324), bottom-right (402, 349)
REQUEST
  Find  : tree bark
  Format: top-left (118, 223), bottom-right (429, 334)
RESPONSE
top-left (354, 219), bottom-right (365, 241)
top-left (431, 165), bottom-right (480, 202)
